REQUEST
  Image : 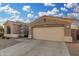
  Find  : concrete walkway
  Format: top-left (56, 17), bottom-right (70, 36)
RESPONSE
top-left (0, 40), bottom-right (70, 56)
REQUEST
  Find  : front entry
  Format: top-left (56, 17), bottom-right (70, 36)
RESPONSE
top-left (76, 30), bottom-right (79, 40)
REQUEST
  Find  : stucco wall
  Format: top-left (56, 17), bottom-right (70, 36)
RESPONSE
top-left (4, 22), bottom-right (13, 34)
top-left (4, 21), bottom-right (28, 38)
top-left (4, 34), bottom-right (20, 38)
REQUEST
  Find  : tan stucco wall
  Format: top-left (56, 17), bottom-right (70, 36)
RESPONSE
top-left (4, 34), bottom-right (20, 38)
top-left (13, 24), bottom-right (20, 34)
top-left (4, 21), bottom-right (28, 38)
top-left (64, 36), bottom-right (72, 42)
top-left (29, 16), bottom-right (73, 27)
top-left (4, 22), bottom-right (13, 34)
top-left (64, 25), bottom-right (71, 36)
top-left (28, 26), bottom-right (32, 38)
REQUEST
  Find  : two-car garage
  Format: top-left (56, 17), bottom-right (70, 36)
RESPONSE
top-left (28, 16), bottom-right (73, 42)
top-left (33, 27), bottom-right (64, 41)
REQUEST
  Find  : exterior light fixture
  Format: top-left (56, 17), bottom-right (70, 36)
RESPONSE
top-left (66, 25), bottom-right (70, 28)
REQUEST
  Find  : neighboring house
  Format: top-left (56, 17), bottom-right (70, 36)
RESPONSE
top-left (71, 21), bottom-right (79, 29)
top-left (3, 21), bottom-right (28, 38)
top-left (71, 21), bottom-right (79, 41)
top-left (28, 16), bottom-right (75, 42)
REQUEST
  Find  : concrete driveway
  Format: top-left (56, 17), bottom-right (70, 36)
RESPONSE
top-left (0, 39), bottom-right (20, 50)
top-left (0, 39), bottom-right (70, 56)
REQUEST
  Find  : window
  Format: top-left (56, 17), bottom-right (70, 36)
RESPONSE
top-left (7, 26), bottom-right (11, 34)
top-left (44, 18), bottom-right (46, 22)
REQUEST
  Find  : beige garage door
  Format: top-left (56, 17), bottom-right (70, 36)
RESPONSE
top-left (33, 27), bottom-right (64, 41)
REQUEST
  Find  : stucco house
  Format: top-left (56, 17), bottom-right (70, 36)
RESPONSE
top-left (28, 16), bottom-right (75, 42)
top-left (71, 21), bottom-right (79, 41)
top-left (3, 21), bottom-right (28, 38)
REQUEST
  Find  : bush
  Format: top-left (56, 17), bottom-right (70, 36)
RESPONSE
top-left (6, 37), bottom-right (10, 39)
top-left (0, 34), bottom-right (4, 37)
top-left (2, 36), bottom-right (5, 39)
top-left (24, 35), bottom-right (28, 37)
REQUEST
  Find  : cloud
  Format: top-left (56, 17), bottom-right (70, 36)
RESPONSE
top-left (38, 8), bottom-right (59, 17)
top-left (64, 3), bottom-right (78, 8)
top-left (34, 16), bottom-right (38, 19)
top-left (0, 14), bottom-right (23, 24)
top-left (57, 13), bottom-right (64, 17)
top-left (38, 12), bottom-right (47, 17)
top-left (47, 10), bottom-right (56, 15)
top-left (74, 6), bottom-right (79, 13)
top-left (0, 4), bottom-right (23, 23)
top-left (0, 4), bottom-right (20, 15)
top-left (52, 8), bottom-right (59, 12)
top-left (48, 8), bottom-right (59, 15)
top-left (23, 5), bottom-right (31, 12)
top-left (26, 14), bottom-right (38, 23)
top-left (50, 13), bottom-right (64, 18)
top-left (25, 16), bottom-right (38, 23)
top-left (67, 13), bottom-right (75, 18)
top-left (0, 17), bottom-right (8, 23)
top-left (25, 19), bottom-right (31, 23)
top-left (26, 14), bottom-right (39, 23)
top-left (60, 7), bottom-right (68, 11)
top-left (0, 3), bottom-right (2, 6)
top-left (9, 15), bottom-right (20, 21)
top-left (31, 11), bottom-right (34, 13)
top-left (27, 13), bottom-right (33, 18)
top-left (67, 13), bottom-right (79, 19)
top-left (44, 3), bottom-right (55, 6)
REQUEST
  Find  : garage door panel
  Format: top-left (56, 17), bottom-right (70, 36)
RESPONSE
top-left (33, 27), bottom-right (64, 41)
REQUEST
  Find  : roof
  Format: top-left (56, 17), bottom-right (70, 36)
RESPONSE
top-left (43, 15), bottom-right (75, 20)
top-left (3, 20), bottom-right (27, 25)
top-left (29, 15), bottom-right (76, 25)
top-left (3, 21), bottom-right (14, 25)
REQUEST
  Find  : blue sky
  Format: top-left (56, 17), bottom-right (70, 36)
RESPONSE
top-left (0, 3), bottom-right (79, 24)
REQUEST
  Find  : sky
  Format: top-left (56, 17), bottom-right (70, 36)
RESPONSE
top-left (0, 3), bottom-right (79, 24)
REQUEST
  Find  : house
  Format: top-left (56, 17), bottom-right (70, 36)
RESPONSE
top-left (3, 21), bottom-right (28, 38)
top-left (71, 21), bottom-right (79, 41)
top-left (28, 16), bottom-right (75, 42)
